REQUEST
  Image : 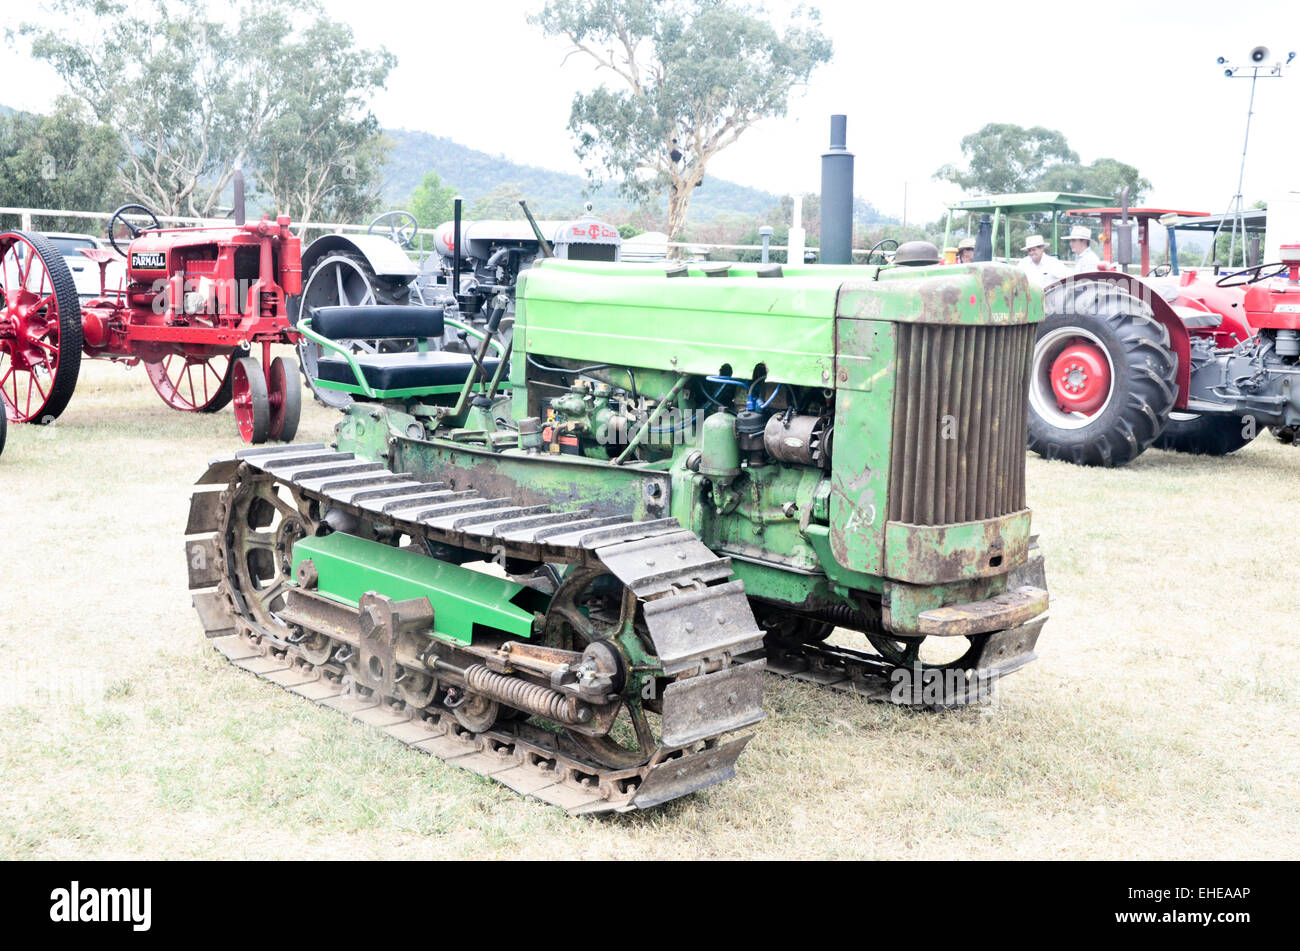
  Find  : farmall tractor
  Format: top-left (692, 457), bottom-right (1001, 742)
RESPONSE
top-left (0, 198), bottom-right (304, 444)
top-left (945, 194), bottom-right (1300, 465)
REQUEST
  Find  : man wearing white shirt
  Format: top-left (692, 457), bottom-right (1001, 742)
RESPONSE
top-left (1019, 234), bottom-right (1069, 286)
top-left (1065, 225), bottom-right (1101, 273)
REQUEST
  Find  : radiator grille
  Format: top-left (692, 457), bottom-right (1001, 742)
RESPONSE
top-left (888, 322), bottom-right (1036, 526)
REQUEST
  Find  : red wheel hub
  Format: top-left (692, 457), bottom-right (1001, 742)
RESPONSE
top-left (1050, 340), bottom-right (1111, 416)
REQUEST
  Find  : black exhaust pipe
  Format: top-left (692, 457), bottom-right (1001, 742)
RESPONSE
top-left (452, 196), bottom-right (463, 303)
top-left (820, 115), bottom-right (854, 265)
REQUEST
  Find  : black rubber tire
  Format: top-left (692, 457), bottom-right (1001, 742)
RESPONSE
top-left (1028, 281), bottom-right (1177, 467)
top-left (1154, 412), bottom-right (1259, 455)
top-left (0, 407), bottom-right (6, 458)
top-left (1, 231), bottom-right (83, 423)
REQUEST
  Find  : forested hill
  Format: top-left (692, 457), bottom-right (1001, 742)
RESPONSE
top-left (382, 127), bottom-right (784, 222)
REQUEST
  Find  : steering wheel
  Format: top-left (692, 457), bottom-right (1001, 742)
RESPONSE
top-left (865, 237), bottom-right (899, 265)
top-left (108, 204), bottom-right (162, 256)
top-left (1147, 264), bottom-right (1172, 278)
top-left (1216, 262), bottom-right (1288, 288)
top-left (368, 210), bottom-right (419, 250)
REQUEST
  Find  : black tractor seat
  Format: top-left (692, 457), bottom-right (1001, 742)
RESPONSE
top-left (316, 350), bottom-right (501, 392)
top-left (312, 304), bottom-right (446, 339)
top-left (307, 304), bottom-right (498, 394)
top-left (1170, 305), bottom-right (1221, 329)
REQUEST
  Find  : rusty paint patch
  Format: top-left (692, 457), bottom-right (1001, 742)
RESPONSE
top-left (882, 510), bottom-right (1032, 585)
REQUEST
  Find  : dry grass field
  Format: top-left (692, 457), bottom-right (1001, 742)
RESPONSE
top-left (1, 354), bottom-right (1297, 860)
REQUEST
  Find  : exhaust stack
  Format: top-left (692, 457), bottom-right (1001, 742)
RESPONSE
top-left (820, 115), bottom-right (854, 265)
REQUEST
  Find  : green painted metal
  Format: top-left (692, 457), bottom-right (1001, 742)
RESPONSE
top-left (827, 317), bottom-right (896, 576)
top-left (291, 532), bottom-right (535, 644)
top-left (882, 511), bottom-right (1032, 585)
top-left (946, 192), bottom-right (1112, 215)
top-left (837, 264), bottom-right (1040, 326)
top-left (882, 574), bottom-right (1007, 636)
top-left (320, 257), bottom-right (1050, 640)
top-left (517, 263), bottom-right (840, 387)
top-left (697, 411), bottom-right (740, 477)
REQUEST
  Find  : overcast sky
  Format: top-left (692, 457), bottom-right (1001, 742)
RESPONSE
top-left (4, 0), bottom-right (1298, 224)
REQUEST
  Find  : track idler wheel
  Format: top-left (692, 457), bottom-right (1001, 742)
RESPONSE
top-left (447, 688), bottom-right (500, 733)
top-left (232, 357), bottom-right (270, 443)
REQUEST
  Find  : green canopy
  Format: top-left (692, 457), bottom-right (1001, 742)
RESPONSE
top-left (943, 192), bottom-right (1113, 260)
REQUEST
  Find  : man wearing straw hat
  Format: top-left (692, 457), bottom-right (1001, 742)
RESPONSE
top-left (956, 236), bottom-right (976, 264)
top-left (1019, 234), bottom-right (1069, 286)
top-left (1065, 225), bottom-right (1100, 273)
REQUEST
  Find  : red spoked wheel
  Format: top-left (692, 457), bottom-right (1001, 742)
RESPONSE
top-left (0, 232), bottom-right (83, 424)
top-left (231, 357), bottom-right (270, 444)
top-left (267, 355), bottom-right (301, 442)
top-left (144, 353), bottom-right (234, 413)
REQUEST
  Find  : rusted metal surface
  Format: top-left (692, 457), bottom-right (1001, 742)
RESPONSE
top-left (916, 585), bottom-right (1049, 637)
top-left (641, 581), bottom-right (766, 676)
top-left (883, 510), bottom-right (1032, 585)
top-left (391, 441), bottom-right (673, 522)
top-left (660, 660), bottom-right (766, 747)
top-left (185, 537), bottom-right (222, 590)
top-left (966, 616), bottom-right (1046, 674)
top-left (835, 264), bottom-right (1039, 326)
top-left (185, 491), bottom-right (225, 534)
top-left (629, 736), bottom-right (754, 810)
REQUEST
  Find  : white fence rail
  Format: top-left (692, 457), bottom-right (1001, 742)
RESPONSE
top-left (0, 205), bottom-right (883, 262)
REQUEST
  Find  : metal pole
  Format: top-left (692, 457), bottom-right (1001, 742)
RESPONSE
top-left (759, 226), bottom-right (773, 264)
top-left (1228, 68), bottom-right (1260, 268)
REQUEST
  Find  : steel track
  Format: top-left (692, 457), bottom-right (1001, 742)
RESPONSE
top-left (186, 444), bottom-right (766, 814)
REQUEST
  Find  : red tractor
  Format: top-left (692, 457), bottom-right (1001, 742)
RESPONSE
top-left (1029, 206), bottom-right (1300, 464)
top-left (0, 201), bottom-right (304, 444)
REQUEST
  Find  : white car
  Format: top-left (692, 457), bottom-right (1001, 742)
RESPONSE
top-left (41, 232), bottom-right (128, 301)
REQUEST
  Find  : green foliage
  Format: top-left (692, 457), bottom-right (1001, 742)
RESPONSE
top-left (1034, 157), bottom-right (1151, 204)
top-left (935, 123), bottom-right (1080, 194)
top-left (531, 0), bottom-right (832, 242)
top-left (22, 0), bottom-right (393, 223)
top-left (0, 97), bottom-right (124, 231)
top-left (469, 183), bottom-right (528, 220)
top-left (407, 171), bottom-right (458, 230)
top-left (935, 122), bottom-right (1155, 257)
top-left (250, 18), bottom-right (396, 228)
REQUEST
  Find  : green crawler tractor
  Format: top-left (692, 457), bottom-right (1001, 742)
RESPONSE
top-left (185, 254), bottom-right (1050, 813)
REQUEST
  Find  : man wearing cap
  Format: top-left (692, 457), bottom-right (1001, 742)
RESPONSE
top-left (956, 236), bottom-right (976, 264)
top-left (1019, 234), bottom-right (1069, 286)
top-left (1065, 225), bottom-right (1100, 273)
